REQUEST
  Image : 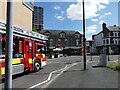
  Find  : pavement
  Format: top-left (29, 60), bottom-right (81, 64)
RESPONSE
top-left (44, 60), bottom-right (119, 89)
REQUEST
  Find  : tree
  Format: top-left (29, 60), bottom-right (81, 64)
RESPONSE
top-left (32, 26), bottom-right (37, 32)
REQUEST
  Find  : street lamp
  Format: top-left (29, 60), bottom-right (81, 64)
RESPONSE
top-left (82, 0), bottom-right (86, 70)
top-left (108, 47), bottom-right (110, 61)
top-left (5, 0), bottom-right (13, 89)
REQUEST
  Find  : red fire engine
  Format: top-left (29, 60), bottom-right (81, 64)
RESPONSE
top-left (0, 21), bottom-right (48, 79)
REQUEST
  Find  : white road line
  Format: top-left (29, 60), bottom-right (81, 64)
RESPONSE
top-left (27, 62), bottom-right (81, 90)
top-left (26, 59), bottom-right (100, 89)
top-left (26, 65), bottom-right (68, 90)
top-left (41, 62), bottom-right (81, 88)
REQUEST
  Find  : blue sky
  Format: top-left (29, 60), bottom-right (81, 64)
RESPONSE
top-left (34, 0), bottom-right (118, 40)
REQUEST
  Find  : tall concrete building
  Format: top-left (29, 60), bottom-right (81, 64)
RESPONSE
top-left (32, 6), bottom-right (43, 33)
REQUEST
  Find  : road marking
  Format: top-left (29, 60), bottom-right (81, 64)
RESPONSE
top-left (27, 59), bottom-right (98, 89)
top-left (26, 65), bottom-right (68, 90)
top-left (41, 62), bottom-right (80, 88)
top-left (27, 62), bottom-right (80, 90)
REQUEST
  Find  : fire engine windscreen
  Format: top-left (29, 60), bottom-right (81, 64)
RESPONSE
top-left (37, 45), bottom-right (46, 54)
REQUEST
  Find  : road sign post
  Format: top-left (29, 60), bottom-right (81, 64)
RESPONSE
top-left (4, 0), bottom-right (13, 89)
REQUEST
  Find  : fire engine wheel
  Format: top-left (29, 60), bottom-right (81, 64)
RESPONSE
top-left (34, 60), bottom-right (41, 72)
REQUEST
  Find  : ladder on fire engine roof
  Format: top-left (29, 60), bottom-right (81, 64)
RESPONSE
top-left (0, 20), bottom-right (48, 42)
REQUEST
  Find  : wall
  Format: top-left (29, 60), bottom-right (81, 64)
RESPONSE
top-left (0, 0), bottom-right (33, 30)
top-left (94, 32), bottom-right (103, 47)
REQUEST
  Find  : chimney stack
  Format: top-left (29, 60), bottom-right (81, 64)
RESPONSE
top-left (102, 23), bottom-right (106, 30)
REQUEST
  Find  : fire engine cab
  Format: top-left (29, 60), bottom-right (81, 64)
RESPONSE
top-left (0, 21), bottom-right (48, 78)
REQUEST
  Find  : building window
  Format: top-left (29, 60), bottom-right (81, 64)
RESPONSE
top-left (110, 32), bottom-right (113, 36)
top-left (58, 38), bottom-right (61, 42)
top-left (65, 39), bottom-right (68, 42)
top-left (50, 39), bottom-right (53, 46)
top-left (76, 39), bottom-right (79, 46)
top-left (114, 39), bottom-right (118, 44)
top-left (86, 42), bottom-right (89, 46)
top-left (60, 33), bottom-right (65, 38)
top-left (58, 39), bottom-right (61, 44)
top-left (75, 34), bottom-right (80, 38)
top-left (106, 39), bottom-right (109, 44)
top-left (103, 40), bottom-right (105, 44)
top-left (114, 32), bottom-right (118, 37)
top-left (64, 39), bottom-right (68, 46)
top-left (44, 32), bottom-right (50, 37)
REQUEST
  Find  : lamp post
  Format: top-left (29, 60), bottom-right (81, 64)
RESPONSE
top-left (4, 0), bottom-right (13, 89)
top-left (82, 0), bottom-right (86, 70)
top-left (108, 45), bottom-right (110, 61)
top-left (90, 41), bottom-right (93, 61)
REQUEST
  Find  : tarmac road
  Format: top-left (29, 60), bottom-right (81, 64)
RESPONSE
top-left (0, 55), bottom-right (119, 89)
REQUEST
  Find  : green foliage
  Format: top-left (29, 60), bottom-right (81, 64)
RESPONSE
top-left (107, 62), bottom-right (120, 71)
top-left (32, 26), bottom-right (39, 33)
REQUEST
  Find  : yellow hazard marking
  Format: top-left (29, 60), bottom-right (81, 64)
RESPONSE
top-left (1, 67), bottom-right (5, 75)
top-left (24, 54), bottom-right (26, 58)
top-left (12, 59), bottom-right (21, 64)
top-left (42, 54), bottom-right (45, 58)
top-left (36, 54), bottom-right (38, 56)
top-left (29, 58), bottom-right (33, 64)
top-left (41, 58), bottom-right (43, 61)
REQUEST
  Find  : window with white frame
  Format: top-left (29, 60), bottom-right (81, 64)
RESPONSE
top-left (75, 34), bottom-right (80, 38)
top-left (114, 39), bottom-right (118, 44)
top-left (76, 39), bottom-right (79, 46)
top-left (60, 33), bottom-right (65, 38)
top-left (50, 39), bottom-right (53, 46)
top-left (114, 32), bottom-right (118, 37)
top-left (44, 32), bottom-right (50, 37)
top-left (65, 39), bottom-right (68, 42)
top-left (58, 38), bottom-right (61, 42)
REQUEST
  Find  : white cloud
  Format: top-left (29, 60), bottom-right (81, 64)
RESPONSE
top-left (53, 5), bottom-right (61, 10)
top-left (98, 12), bottom-right (111, 24)
top-left (86, 25), bottom-right (97, 34)
top-left (67, 0), bottom-right (109, 20)
top-left (55, 14), bottom-right (64, 21)
top-left (99, 12), bottom-right (111, 20)
top-left (98, 4), bottom-right (106, 11)
top-left (61, 11), bottom-right (64, 14)
top-left (104, 12), bottom-right (111, 16)
top-left (99, 20), bottom-right (106, 25)
top-left (91, 12), bottom-right (111, 22)
top-left (54, 10), bottom-right (65, 21)
top-left (87, 36), bottom-right (92, 40)
top-left (91, 18), bottom-right (99, 22)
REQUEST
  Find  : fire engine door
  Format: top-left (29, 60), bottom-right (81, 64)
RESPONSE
top-left (24, 40), bottom-right (33, 68)
top-left (25, 41), bottom-right (29, 67)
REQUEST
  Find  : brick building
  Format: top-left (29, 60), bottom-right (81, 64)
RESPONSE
top-left (93, 23), bottom-right (120, 54)
top-left (42, 30), bottom-right (83, 55)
